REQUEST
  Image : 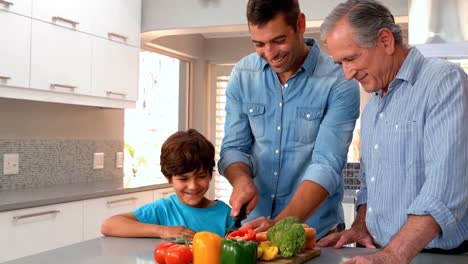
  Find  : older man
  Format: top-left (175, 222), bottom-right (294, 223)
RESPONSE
top-left (318, 0), bottom-right (468, 263)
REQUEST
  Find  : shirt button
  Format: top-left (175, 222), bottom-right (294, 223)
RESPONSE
top-left (277, 126), bottom-right (281, 131)
top-left (368, 207), bottom-right (372, 213)
top-left (271, 194), bottom-right (275, 199)
top-left (249, 108), bottom-right (253, 113)
top-left (374, 144), bottom-right (379, 150)
top-left (371, 177), bottom-right (375, 182)
top-left (284, 83), bottom-right (288, 88)
top-left (379, 113), bottom-right (384, 119)
top-left (279, 102), bottom-right (282, 107)
top-left (306, 113), bottom-right (311, 119)
top-left (395, 124), bottom-right (399, 130)
top-left (274, 171), bottom-right (278, 176)
top-left (275, 149), bottom-right (279, 154)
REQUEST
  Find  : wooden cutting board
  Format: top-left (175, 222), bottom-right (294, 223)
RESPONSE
top-left (257, 248), bottom-right (321, 264)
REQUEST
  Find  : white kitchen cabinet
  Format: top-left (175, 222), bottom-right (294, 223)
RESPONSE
top-left (90, 0), bottom-right (141, 47)
top-left (0, 0), bottom-right (31, 16)
top-left (91, 37), bottom-right (139, 101)
top-left (31, 0), bottom-right (93, 32)
top-left (30, 19), bottom-right (92, 95)
top-left (0, 10), bottom-right (30, 89)
top-left (153, 187), bottom-right (175, 200)
top-left (82, 190), bottom-right (153, 240)
top-left (342, 201), bottom-right (356, 230)
top-left (0, 201), bottom-right (83, 262)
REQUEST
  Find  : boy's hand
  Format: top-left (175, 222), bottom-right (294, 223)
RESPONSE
top-left (159, 226), bottom-right (196, 239)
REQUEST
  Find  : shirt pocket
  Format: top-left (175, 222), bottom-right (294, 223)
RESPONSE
top-left (243, 103), bottom-right (265, 138)
top-left (382, 120), bottom-right (417, 168)
top-left (293, 107), bottom-right (324, 144)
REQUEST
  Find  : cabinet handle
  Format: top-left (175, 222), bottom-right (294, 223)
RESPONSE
top-left (108, 32), bottom-right (128, 42)
top-left (0, 76), bottom-right (12, 80)
top-left (52, 16), bottom-right (80, 27)
top-left (51, 83), bottom-right (77, 90)
top-left (13, 210), bottom-right (61, 221)
top-left (106, 197), bottom-right (138, 205)
top-left (0, 0), bottom-right (14, 7)
top-left (106, 91), bottom-right (127, 97)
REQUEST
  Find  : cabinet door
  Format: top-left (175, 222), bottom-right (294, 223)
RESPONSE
top-left (30, 20), bottom-right (92, 95)
top-left (0, 201), bottom-right (83, 262)
top-left (342, 202), bottom-right (356, 230)
top-left (32, 0), bottom-right (93, 32)
top-left (0, 11), bottom-right (30, 89)
top-left (91, 0), bottom-right (141, 47)
top-left (153, 187), bottom-right (175, 200)
top-left (91, 37), bottom-right (139, 101)
top-left (0, 0), bottom-right (31, 16)
top-left (82, 191), bottom-right (153, 240)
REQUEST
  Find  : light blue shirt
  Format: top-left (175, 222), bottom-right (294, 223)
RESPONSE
top-left (357, 48), bottom-right (468, 249)
top-left (218, 39), bottom-right (360, 239)
top-left (133, 195), bottom-right (234, 237)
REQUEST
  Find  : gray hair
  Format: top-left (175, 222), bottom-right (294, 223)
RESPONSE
top-left (320, 0), bottom-right (403, 48)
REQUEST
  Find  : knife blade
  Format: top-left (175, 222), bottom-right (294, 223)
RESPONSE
top-left (233, 204), bottom-right (247, 229)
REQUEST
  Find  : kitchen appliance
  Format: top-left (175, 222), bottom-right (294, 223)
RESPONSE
top-left (409, 0), bottom-right (468, 58)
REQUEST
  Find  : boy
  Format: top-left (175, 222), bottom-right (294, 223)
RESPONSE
top-left (101, 129), bottom-right (234, 238)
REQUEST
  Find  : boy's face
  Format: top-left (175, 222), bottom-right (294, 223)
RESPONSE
top-left (169, 169), bottom-right (211, 208)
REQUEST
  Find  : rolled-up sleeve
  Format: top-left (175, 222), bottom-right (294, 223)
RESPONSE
top-left (302, 80), bottom-right (360, 195)
top-left (406, 67), bottom-right (468, 239)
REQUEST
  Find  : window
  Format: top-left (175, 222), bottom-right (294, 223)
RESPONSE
top-left (124, 51), bottom-right (189, 187)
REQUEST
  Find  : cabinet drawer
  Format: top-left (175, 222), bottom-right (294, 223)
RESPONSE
top-left (83, 191), bottom-right (153, 240)
top-left (0, 201), bottom-right (83, 262)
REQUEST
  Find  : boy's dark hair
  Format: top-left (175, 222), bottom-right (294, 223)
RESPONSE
top-left (160, 129), bottom-right (215, 178)
top-left (246, 0), bottom-right (300, 31)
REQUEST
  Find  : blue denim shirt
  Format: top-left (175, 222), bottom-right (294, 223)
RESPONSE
top-left (357, 48), bottom-right (468, 249)
top-left (218, 39), bottom-right (360, 238)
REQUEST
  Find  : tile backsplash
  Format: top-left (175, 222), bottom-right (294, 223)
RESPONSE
top-left (0, 140), bottom-right (123, 190)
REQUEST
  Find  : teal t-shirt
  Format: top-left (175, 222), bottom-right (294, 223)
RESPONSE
top-left (132, 194), bottom-right (234, 237)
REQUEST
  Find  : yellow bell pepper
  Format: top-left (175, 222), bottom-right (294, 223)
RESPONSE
top-left (192, 231), bottom-right (223, 264)
top-left (257, 241), bottom-right (279, 261)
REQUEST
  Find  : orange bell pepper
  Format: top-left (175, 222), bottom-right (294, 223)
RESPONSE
top-left (192, 231), bottom-right (223, 264)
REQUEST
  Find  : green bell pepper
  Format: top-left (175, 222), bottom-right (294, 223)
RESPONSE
top-left (220, 239), bottom-right (257, 264)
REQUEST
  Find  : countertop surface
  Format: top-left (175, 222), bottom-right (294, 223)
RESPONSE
top-left (0, 179), bottom-right (171, 212)
top-left (4, 236), bottom-right (467, 264)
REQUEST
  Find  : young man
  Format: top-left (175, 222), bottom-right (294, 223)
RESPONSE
top-left (318, 0), bottom-right (468, 263)
top-left (101, 129), bottom-right (234, 238)
top-left (218, 0), bottom-right (360, 239)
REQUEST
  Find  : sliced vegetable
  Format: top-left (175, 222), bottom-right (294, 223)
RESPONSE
top-left (303, 227), bottom-right (317, 250)
top-left (192, 231), bottom-right (223, 264)
top-left (220, 238), bottom-right (257, 264)
top-left (255, 231), bottom-right (268, 242)
top-left (226, 228), bottom-right (256, 241)
top-left (257, 241), bottom-right (279, 261)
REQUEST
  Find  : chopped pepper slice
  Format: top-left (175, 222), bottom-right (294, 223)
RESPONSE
top-left (220, 239), bottom-right (257, 264)
top-left (225, 228), bottom-right (256, 241)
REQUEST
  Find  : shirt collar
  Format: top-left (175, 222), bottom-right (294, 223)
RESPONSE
top-left (261, 38), bottom-right (320, 76)
top-left (394, 47), bottom-right (425, 86)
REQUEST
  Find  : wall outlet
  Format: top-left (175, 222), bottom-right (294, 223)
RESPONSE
top-left (3, 153), bottom-right (19, 175)
top-left (93, 152), bottom-right (104, 169)
top-left (115, 152), bottom-right (123, 168)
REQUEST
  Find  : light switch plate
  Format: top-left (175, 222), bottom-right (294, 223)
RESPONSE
top-left (116, 152), bottom-right (123, 168)
top-left (93, 152), bottom-right (104, 169)
top-left (3, 153), bottom-right (19, 175)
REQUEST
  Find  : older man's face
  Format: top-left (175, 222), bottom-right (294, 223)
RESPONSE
top-left (325, 19), bottom-right (391, 93)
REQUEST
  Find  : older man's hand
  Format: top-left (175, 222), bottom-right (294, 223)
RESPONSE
top-left (317, 226), bottom-right (375, 249)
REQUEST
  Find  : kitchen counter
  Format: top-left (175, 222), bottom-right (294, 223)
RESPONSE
top-left (4, 236), bottom-right (467, 264)
top-left (0, 179), bottom-right (171, 212)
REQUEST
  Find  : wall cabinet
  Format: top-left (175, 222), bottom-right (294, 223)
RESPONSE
top-left (83, 190), bottom-right (153, 240)
top-left (0, 10), bottom-right (30, 89)
top-left (0, 0), bottom-right (141, 108)
top-left (0, 201), bottom-right (83, 263)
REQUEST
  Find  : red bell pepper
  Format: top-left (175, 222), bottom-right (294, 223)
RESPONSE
top-left (226, 228), bottom-right (256, 241)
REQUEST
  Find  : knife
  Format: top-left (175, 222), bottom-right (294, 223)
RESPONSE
top-left (233, 203), bottom-right (248, 229)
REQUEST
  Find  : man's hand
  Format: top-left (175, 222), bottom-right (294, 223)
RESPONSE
top-left (224, 162), bottom-right (259, 218)
top-left (241, 216), bottom-right (275, 233)
top-left (341, 249), bottom-right (406, 264)
top-left (317, 227), bottom-right (375, 249)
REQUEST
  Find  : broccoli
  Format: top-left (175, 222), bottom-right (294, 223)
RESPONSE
top-left (266, 216), bottom-right (306, 258)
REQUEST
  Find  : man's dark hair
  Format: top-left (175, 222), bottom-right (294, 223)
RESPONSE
top-left (160, 129), bottom-right (215, 178)
top-left (247, 0), bottom-right (300, 31)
